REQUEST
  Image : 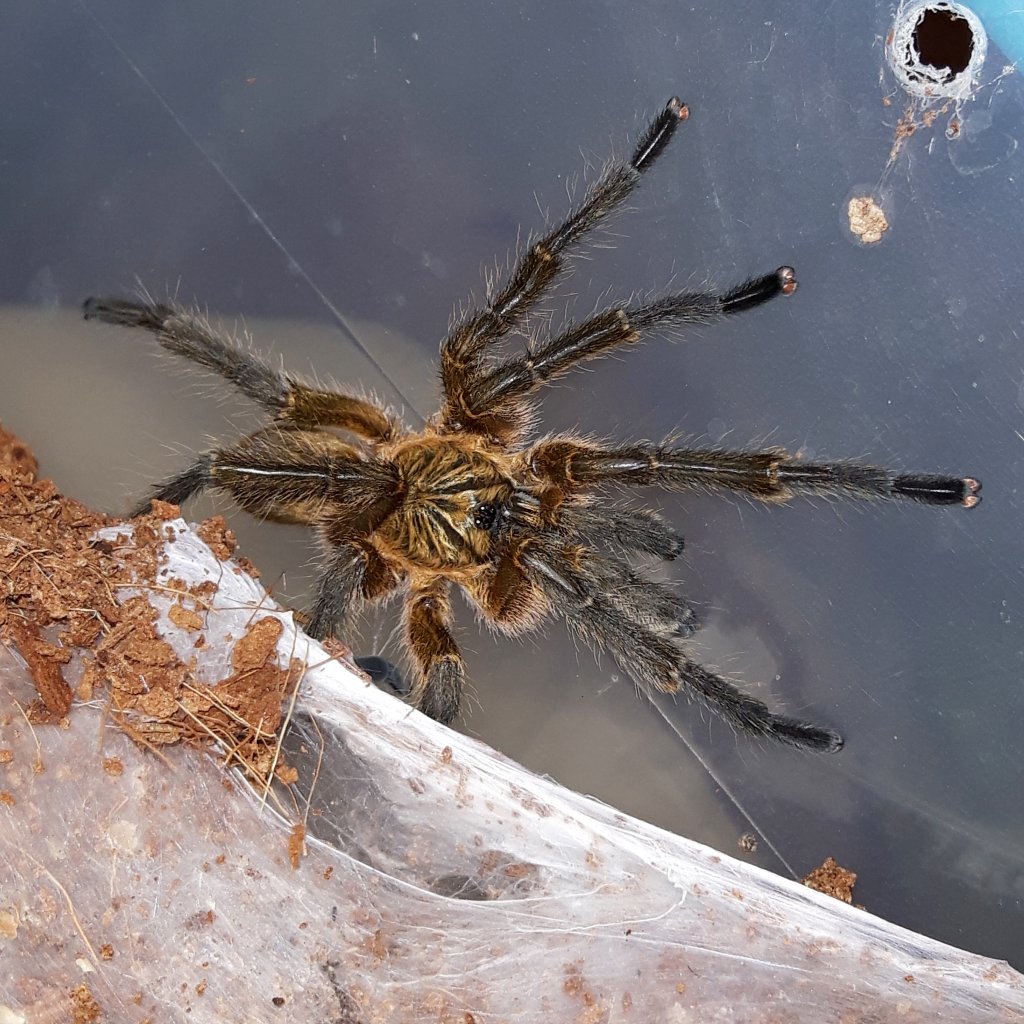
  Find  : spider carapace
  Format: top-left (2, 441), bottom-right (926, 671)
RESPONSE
top-left (84, 97), bottom-right (980, 753)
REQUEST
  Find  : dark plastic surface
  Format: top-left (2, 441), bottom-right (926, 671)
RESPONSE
top-left (2, 1), bottom-right (1021, 966)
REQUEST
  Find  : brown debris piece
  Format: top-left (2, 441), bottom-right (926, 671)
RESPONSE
top-left (887, 100), bottom-right (954, 166)
top-left (136, 687), bottom-right (178, 719)
top-left (233, 555), bottom-right (261, 579)
top-left (5, 618), bottom-right (74, 718)
top-left (62, 612), bottom-right (105, 648)
top-left (168, 601), bottom-right (204, 631)
top-left (197, 514), bottom-right (238, 561)
top-left (70, 983), bottom-right (102, 1024)
top-left (894, 105), bottom-right (917, 145)
top-left (0, 424), bottom-right (130, 718)
top-left (0, 423), bottom-right (303, 790)
top-left (89, 596), bottom-right (196, 751)
top-left (289, 821), bottom-right (306, 869)
top-left (0, 424), bottom-right (38, 483)
top-left (148, 499), bottom-right (181, 521)
top-left (232, 616), bottom-right (283, 673)
top-left (803, 856), bottom-right (858, 904)
top-left (213, 658), bottom-right (299, 748)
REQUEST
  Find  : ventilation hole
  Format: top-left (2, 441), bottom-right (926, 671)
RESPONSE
top-left (913, 8), bottom-right (974, 81)
top-left (888, 2), bottom-right (987, 100)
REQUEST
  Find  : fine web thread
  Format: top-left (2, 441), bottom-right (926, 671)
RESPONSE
top-left (75, 0), bottom-right (425, 426)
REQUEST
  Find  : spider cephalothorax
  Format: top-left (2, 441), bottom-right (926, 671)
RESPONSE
top-left (84, 97), bottom-right (979, 752)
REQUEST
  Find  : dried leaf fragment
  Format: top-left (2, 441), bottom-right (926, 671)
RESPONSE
top-left (6, 618), bottom-right (73, 718)
top-left (232, 616), bottom-right (283, 673)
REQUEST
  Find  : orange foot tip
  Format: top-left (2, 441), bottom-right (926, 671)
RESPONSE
top-left (962, 478), bottom-right (982, 508)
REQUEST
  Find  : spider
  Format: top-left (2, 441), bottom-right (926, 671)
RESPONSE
top-left (83, 97), bottom-right (980, 753)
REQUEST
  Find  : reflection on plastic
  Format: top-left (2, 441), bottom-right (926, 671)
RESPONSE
top-left (354, 653), bottom-right (409, 696)
top-left (1, 520), bottom-right (1021, 1022)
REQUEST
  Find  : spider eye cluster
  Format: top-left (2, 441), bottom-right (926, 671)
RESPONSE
top-left (472, 502), bottom-right (498, 531)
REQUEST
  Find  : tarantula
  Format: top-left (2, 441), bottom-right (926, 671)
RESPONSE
top-left (83, 97), bottom-right (980, 753)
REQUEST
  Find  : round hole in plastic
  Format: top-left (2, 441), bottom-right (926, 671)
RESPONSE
top-left (889, 1), bottom-right (988, 98)
top-left (914, 8), bottom-right (975, 80)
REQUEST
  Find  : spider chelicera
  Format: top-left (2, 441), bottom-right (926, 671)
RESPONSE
top-left (84, 97), bottom-right (979, 752)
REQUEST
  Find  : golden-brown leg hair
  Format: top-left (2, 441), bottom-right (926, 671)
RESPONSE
top-left (527, 437), bottom-right (981, 507)
top-left (354, 541), bottom-right (400, 602)
top-left (82, 296), bottom-right (398, 443)
top-left (280, 385), bottom-right (397, 442)
top-left (439, 98), bottom-right (689, 443)
top-left (466, 543), bottom-right (550, 637)
top-left (404, 578), bottom-right (464, 724)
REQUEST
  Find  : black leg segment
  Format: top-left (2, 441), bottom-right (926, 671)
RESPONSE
top-left (131, 455), bottom-right (214, 517)
top-left (307, 544), bottom-right (369, 641)
top-left (441, 97), bottom-right (691, 437)
top-left (519, 540), bottom-right (841, 753)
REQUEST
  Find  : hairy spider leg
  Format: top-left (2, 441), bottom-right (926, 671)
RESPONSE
top-left (464, 268), bottom-right (797, 416)
top-left (404, 579), bottom-right (464, 724)
top-left (82, 297), bottom-right (398, 441)
top-left (518, 540), bottom-right (843, 753)
top-left (306, 544), bottom-right (370, 639)
top-left (126, 425), bottom-right (404, 634)
top-left (309, 523), bottom-right (401, 640)
top-left (126, 425), bottom-right (400, 517)
top-left (528, 436), bottom-right (982, 507)
top-left (570, 545), bottom-right (695, 639)
top-left (441, 97), bottom-right (690, 441)
top-left (555, 501), bottom-right (685, 562)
